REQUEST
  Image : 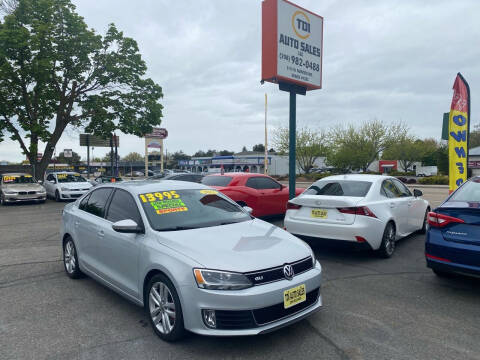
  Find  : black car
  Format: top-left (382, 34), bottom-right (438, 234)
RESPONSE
top-left (151, 173), bottom-right (203, 183)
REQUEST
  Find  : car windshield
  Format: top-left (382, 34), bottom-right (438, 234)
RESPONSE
top-left (2, 175), bottom-right (35, 184)
top-left (450, 179), bottom-right (480, 202)
top-left (138, 189), bottom-right (250, 231)
top-left (57, 174), bottom-right (87, 183)
top-left (201, 176), bottom-right (233, 187)
top-left (304, 180), bottom-right (372, 197)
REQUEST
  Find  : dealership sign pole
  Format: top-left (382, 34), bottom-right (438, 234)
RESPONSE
top-left (262, 0), bottom-right (323, 198)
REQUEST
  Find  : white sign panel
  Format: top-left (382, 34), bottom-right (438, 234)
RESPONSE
top-left (277, 0), bottom-right (323, 88)
top-left (63, 149), bottom-right (73, 158)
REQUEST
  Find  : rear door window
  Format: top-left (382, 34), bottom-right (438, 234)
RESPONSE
top-left (305, 180), bottom-right (372, 197)
top-left (201, 176), bottom-right (232, 187)
top-left (391, 179), bottom-right (412, 197)
top-left (382, 180), bottom-right (401, 198)
top-left (85, 188), bottom-right (113, 218)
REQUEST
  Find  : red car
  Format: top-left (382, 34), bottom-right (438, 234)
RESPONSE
top-left (201, 172), bottom-right (303, 217)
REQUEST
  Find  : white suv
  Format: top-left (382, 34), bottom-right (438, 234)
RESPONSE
top-left (44, 172), bottom-right (93, 201)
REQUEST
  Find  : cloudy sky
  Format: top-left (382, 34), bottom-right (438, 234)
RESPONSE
top-left (1, 0), bottom-right (479, 162)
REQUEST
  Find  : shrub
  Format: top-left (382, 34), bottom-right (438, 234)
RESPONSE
top-left (418, 175), bottom-right (448, 185)
top-left (396, 177), bottom-right (407, 183)
top-left (407, 178), bottom-right (417, 184)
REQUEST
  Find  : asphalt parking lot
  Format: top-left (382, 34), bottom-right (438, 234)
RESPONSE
top-left (1, 187), bottom-right (480, 360)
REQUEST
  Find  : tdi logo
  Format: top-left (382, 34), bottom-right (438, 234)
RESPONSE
top-left (292, 10), bottom-right (310, 39)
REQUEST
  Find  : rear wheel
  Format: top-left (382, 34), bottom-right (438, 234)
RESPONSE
top-left (63, 237), bottom-right (83, 279)
top-left (146, 274), bottom-right (185, 342)
top-left (377, 222), bottom-right (396, 258)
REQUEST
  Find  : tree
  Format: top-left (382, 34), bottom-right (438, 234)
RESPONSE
top-left (219, 150), bottom-right (234, 156)
top-left (122, 152), bottom-right (143, 162)
top-left (56, 150), bottom-right (81, 165)
top-left (252, 143), bottom-right (265, 152)
top-left (273, 126), bottom-right (327, 173)
top-left (241, 146), bottom-right (247, 152)
top-left (0, 0), bottom-right (163, 179)
top-left (193, 149), bottom-right (216, 157)
top-left (328, 120), bottom-right (408, 172)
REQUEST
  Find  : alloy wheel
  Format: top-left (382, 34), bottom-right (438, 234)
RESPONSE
top-left (385, 224), bottom-right (395, 256)
top-left (149, 281), bottom-right (176, 335)
top-left (64, 240), bottom-right (76, 274)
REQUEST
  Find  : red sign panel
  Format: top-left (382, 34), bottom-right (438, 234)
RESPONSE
top-left (262, 0), bottom-right (323, 90)
top-left (146, 127), bottom-right (168, 139)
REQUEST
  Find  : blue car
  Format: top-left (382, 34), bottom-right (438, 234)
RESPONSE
top-left (426, 177), bottom-right (480, 277)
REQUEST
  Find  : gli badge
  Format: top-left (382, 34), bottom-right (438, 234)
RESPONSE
top-left (283, 264), bottom-right (294, 280)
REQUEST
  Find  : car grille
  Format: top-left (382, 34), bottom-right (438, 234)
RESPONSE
top-left (213, 288), bottom-right (320, 330)
top-left (215, 310), bottom-right (257, 330)
top-left (70, 194), bottom-right (82, 198)
top-left (244, 257), bottom-right (313, 285)
top-left (253, 288), bottom-right (320, 325)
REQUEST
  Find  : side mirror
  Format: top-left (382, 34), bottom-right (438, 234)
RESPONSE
top-left (112, 219), bottom-right (143, 233)
top-left (413, 189), bottom-right (423, 197)
top-left (243, 206), bottom-right (253, 214)
top-left (49, 180), bottom-right (55, 184)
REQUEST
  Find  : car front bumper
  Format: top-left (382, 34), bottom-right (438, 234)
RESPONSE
top-left (179, 261), bottom-right (322, 336)
top-left (59, 190), bottom-right (89, 199)
top-left (284, 212), bottom-right (385, 250)
top-left (4, 193), bottom-right (46, 202)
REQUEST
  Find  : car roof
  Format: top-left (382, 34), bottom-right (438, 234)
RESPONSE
top-left (315, 174), bottom-right (391, 182)
top-left (205, 172), bottom-right (270, 178)
top-left (97, 179), bottom-right (210, 195)
top-left (1, 172), bottom-right (31, 176)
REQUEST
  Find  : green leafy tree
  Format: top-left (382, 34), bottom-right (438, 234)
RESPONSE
top-left (252, 143), bottom-right (265, 152)
top-left (328, 120), bottom-right (408, 172)
top-left (0, 0), bottom-right (163, 179)
top-left (122, 152), bottom-right (143, 162)
top-left (56, 150), bottom-right (81, 165)
top-left (273, 126), bottom-right (328, 173)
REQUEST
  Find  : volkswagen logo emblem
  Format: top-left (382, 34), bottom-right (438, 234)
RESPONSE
top-left (283, 264), bottom-right (294, 280)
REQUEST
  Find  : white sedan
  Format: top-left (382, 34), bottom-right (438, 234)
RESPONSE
top-left (284, 175), bottom-right (430, 257)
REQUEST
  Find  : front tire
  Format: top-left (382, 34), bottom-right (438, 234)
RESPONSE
top-left (377, 222), bottom-right (396, 258)
top-left (146, 274), bottom-right (185, 342)
top-left (55, 190), bottom-right (61, 202)
top-left (0, 193), bottom-right (6, 206)
top-left (419, 208), bottom-right (430, 234)
top-left (63, 237), bottom-right (83, 279)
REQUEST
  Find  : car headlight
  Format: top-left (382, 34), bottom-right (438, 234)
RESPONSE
top-left (60, 187), bottom-right (69, 191)
top-left (193, 268), bottom-right (252, 290)
top-left (3, 190), bottom-right (16, 194)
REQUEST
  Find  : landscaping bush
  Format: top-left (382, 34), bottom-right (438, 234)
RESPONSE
top-left (418, 175), bottom-right (448, 185)
top-left (396, 177), bottom-right (407, 183)
top-left (407, 178), bottom-right (417, 184)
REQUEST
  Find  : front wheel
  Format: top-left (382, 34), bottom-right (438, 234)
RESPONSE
top-left (419, 208), bottom-right (430, 234)
top-left (377, 222), bottom-right (396, 258)
top-left (55, 190), bottom-right (61, 202)
top-left (0, 193), bottom-right (6, 206)
top-left (146, 274), bottom-right (185, 342)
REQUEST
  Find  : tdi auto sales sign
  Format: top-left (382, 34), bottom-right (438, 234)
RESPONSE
top-left (262, 0), bottom-right (323, 90)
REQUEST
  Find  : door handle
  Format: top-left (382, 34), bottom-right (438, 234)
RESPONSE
top-left (389, 203), bottom-right (395, 208)
top-left (74, 221), bottom-right (79, 227)
top-left (97, 230), bottom-right (105, 237)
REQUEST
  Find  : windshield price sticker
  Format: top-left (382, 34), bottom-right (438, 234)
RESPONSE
top-left (139, 191), bottom-right (180, 203)
top-left (150, 198), bottom-right (188, 215)
top-left (57, 174), bottom-right (67, 179)
top-left (199, 190), bottom-right (218, 195)
top-left (3, 176), bottom-right (17, 182)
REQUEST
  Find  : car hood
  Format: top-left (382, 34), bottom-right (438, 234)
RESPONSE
top-left (58, 182), bottom-right (92, 189)
top-left (2, 183), bottom-right (45, 192)
top-left (153, 219), bottom-right (312, 272)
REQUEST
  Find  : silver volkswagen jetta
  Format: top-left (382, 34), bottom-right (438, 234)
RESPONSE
top-left (61, 180), bottom-right (322, 341)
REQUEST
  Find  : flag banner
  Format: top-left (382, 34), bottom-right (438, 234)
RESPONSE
top-left (448, 73), bottom-right (470, 193)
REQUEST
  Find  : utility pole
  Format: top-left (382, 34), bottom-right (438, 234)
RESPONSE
top-left (264, 93), bottom-right (268, 175)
